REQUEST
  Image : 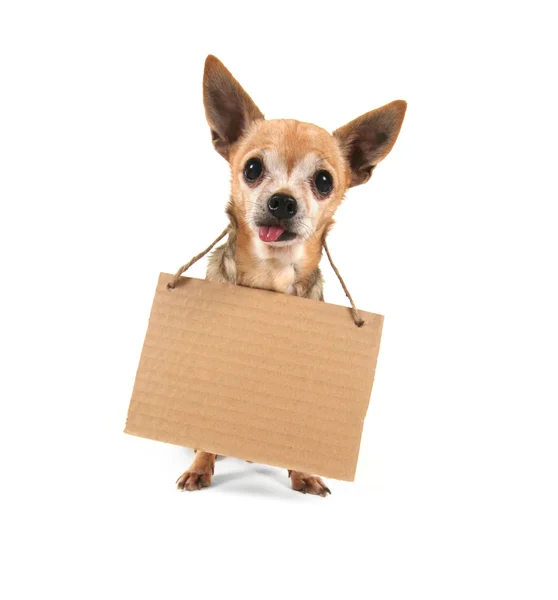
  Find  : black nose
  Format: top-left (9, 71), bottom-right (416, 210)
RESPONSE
top-left (267, 193), bottom-right (298, 220)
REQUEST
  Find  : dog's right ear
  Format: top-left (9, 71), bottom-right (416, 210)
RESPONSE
top-left (203, 55), bottom-right (264, 161)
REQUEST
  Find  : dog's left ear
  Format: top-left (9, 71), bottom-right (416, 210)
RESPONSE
top-left (333, 100), bottom-right (407, 187)
top-left (203, 55), bottom-right (264, 161)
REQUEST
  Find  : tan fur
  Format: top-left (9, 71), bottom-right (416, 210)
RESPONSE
top-left (333, 100), bottom-right (407, 187)
top-left (230, 119), bottom-right (348, 280)
top-left (289, 470), bottom-right (331, 497)
top-left (203, 55), bottom-right (264, 160)
top-left (177, 55), bottom-right (407, 496)
top-left (176, 451), bottom-right (215, 491)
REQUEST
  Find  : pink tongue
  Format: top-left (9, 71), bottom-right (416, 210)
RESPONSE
top-left (259, 225), bottom-right (285, 242)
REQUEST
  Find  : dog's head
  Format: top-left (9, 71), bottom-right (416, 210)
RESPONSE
top-left (203, 55), bottom-right (406, 246)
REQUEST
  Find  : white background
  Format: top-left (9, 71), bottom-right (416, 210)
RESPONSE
top-left (1, 1), bottom-right (557, 598)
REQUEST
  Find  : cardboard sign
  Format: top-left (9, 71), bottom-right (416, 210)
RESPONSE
top-left (125, 274), bottom-right (383, 481)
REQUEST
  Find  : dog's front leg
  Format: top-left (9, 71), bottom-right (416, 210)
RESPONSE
top-left (288, 470), bottom-right (331, 496)
top-left (176, 451), bottom-right (216, 491)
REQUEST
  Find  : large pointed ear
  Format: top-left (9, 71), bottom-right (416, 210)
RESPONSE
top-left (333, 100), bottom-right (407, 187)
top-left (202, 55), bottom-right (264, 161)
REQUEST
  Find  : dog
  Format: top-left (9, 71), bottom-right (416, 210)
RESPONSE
top-left (176, 55), bottom-right (406, 496)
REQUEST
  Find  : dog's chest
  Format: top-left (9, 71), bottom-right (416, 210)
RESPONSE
top-left (238, 242), bottom-right (305, 295)
top-left (239, 259), bottom-right (297, 294)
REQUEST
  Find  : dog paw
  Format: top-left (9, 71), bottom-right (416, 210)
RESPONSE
top-left (176, 469), bottom-right (212, 491)
top-left (290, 472), bottom-right (331, 497)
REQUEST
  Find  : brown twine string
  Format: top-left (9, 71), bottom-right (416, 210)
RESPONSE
top-left (322, 239), bottom-right (365, 327)
top-left (166, 227), bottom-right (229, 290)
top-left (167, 228), bottom-right (365, 327)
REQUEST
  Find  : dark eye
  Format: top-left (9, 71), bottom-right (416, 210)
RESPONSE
top-left (314, 170), bottom-right (333, 196)
top-left (243, 157), bottom-right (263, 182)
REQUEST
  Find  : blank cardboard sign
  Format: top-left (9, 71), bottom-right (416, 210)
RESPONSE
top-left (125, 274), bottom-right (383, 481)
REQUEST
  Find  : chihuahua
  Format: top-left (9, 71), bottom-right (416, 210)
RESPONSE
top-left (176, 55), bottom-right (406, 496)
